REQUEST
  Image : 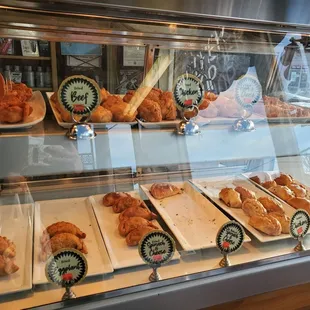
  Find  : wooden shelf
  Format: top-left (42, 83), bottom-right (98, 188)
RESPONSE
top-left (32, 87), bottom-right (53, 91)
top-left (0, 55), bottom-right (51, 60)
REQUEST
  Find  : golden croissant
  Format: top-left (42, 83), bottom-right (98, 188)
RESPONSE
top-left (0, 236), bottom-right (16, 258)
top-left (150, 183), bottom-right (181, 200)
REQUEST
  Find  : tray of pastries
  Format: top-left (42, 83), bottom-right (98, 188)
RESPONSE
top-left (89, 191), bottom-right (180, 269)
top-left (245, 171), bottom-right (310, 213)
top-left (0, 203), bottom-right (33, 295)
top-left (141, 182), bottom-right (251, 251)
top-left (33, 197), bottom-right (113, 285)
top-left (191, 176), bottom-right (297, 242)
top-left (0, 83), bottom-right (46, 129)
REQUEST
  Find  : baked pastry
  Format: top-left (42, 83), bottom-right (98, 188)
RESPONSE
top-left (242, 198), bottom-right (267, 217)
top-left (90, 106), bottom-right (112, 123)
top-left (287, 197), bottom-right (310, 213)
top-left (287, 183), bottom-right (307, 198)
top-left (145, 87), bottom-right (162, 102)
top-left (235, 186), bottom-right (256, 202)
top-left (257, 197), bottom-right (284, 214)
top-left (219, 188), bottom-right (242, 208)
top-left (199, 102), bottom-right (218, 118)
top-left (248, 215), bottom-right (282, 236)
top-left (250, 176), bottom-right (261, 184)
top-left (41, 222), bottom-right (86, 244)
top-left (262, 180), bottom-right (277, 189)
top-left (150, 183), bottom-right (181, 200)
top-left (126, 226), bottom-right (157, 246)
top-left (119, 206), bottom-right (157, 222)
top-left (0, 255), bottom-right (19, 276)
top-left (0, 236), bottom-right (16, 258)
top-left (118, 217), bottom-right (158, 237)
top-left (40, 233), bottom-right (87, 261)
top-left (102, 192), bottom-right (130, 207)
top-left (274, 173), bottom-right (293, 186)
top-left (158, 91), bottom-right (177, 120)
top-left (113, 196), bottom-right (143, 213)
top-left (100, 88), bottom-right (110, 102)
top-left (269, 185), bottom-right (295, 202)
top-left (138, 99), bottom-right (162, 122)
top-left (269, 212), bottom-right (290, 234)
top-left (123, 90), bottom-right (135, 103)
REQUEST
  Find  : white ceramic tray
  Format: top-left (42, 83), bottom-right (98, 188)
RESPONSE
top-left (90, 192), bottom-right (180, 270)
top-left (141, 182), bottom-right (250, 251)
top-left (0, 203), bottom-right (33, 295)
top-left (0, 91), bottom-right (46, 129)
top-left (46, 92), bottom-right (137, 129)
top-left (191, 176), bottom-right (297, 242)
top-left (33, 197), bottom-right (113, 285)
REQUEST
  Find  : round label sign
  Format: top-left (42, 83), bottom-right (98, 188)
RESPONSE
top-left (173, 73), bottom-right (204, 111)
top-left (235, 77), bottom-right (262, 109)
top-left (58, 75), bottom-right (101, 115)
top-left (45, 248), bottom-right (88, 287)
top-left (216, 221), bottom-right (245, 253)
top-left (290, 210), bottom-right (310, 239)
top-left (139, 230), bottom-right (175, 266)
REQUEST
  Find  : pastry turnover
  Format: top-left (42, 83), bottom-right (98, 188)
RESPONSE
top-left (274, 173), bottom-right (293, 186)
top-left (257, 197), bottom-right (285, 214)
top-left (262, 180), bottom-right (277, 189)
top-left (113, 196), bottom-right (143, 213)
top-left (0, 255), bottom-right (19, 276)
top-left (235, 186), bottom-right (256, 202)
top-left (288, 197), bottom-right (310, 213)
top-left (150, 183), bottom-right (181, 200)
top-left (269, 212), bottom-right (290, 234)
top-left (0, 236), bottom-right (16, 258)
top-left (287, 183), bottom-right (307, 198)
top-left (269, 185), bottom-right (295, 202)
top-left (119, 206), bottom-right (157, 222)
top-left (102, 192), bottom-right (130, 207)
top-left (138, 99), bottom-right (162, 122)
top-left (248, 215), bottom-right (282, 236)
top-left (118, 217), bottom-right (158, 237)
top-left (126, 226), bottom-right (157, 246)
top-left (242, 198), bottom-right (267, 217)
top-left (219, 188), bottom-right (242, 208)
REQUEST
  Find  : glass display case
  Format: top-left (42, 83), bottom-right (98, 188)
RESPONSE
top-left (1, 1), bottom-right (310, 309)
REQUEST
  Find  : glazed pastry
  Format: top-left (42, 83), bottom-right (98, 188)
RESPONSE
top-left (274, 173), bottom-right (293, 186)
top-left (102, 192), bottom-right (130, 207)
top-left (138, 99), bottom-right (162, 122)
top-left (0, 236), bottom-right (16, 258)
top-left (126, 226), bottom-right (157, 246)
top-left (118, 217), bottom-right (158, 237)
top-left (0, 255), bottom-right (19, 276)
top-left (250, 176), bottom-right (261, 184)
top-left (287, 183), bottom-right (307, 198)
top-left (219, 188), bottom-right (242, 208)
top-left (262, 180), bottom-right (277, 189)
top-left (113, 196), bottom-right (143, 213)
top-left (269, 185), bottom-right (295, 202)
top-left (248, 215), bottom-right (282, 236)
top-left (242, 198), bottom-right (267, 217)
top-left (257, 197), bottom-right (285, 214)
top-left (235, 186), bottom-right (256, 202)
top-left (269, 212), bottom-right (290, 234)
top-left (119, 206), bottom-right (157, 222)
top-left (150, 183), bottom-right (181, 200)
top-left (40, 233), bottom-right (87, 261)
top-left (287, 197), bottom-right (310, 213)
top-left (41, 222), bottom-right (86, 244)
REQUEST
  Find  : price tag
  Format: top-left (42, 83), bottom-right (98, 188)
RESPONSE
top-left (58, 75), bottom-right (101, 115)
top-left (45, 248), bottom-right (88, 300)
top-left (139, 230), bottom-right (175, 281)
top-left (216, 221), bottom-right (245, 267)
top-left (173, 73), bottom-right (204, 111)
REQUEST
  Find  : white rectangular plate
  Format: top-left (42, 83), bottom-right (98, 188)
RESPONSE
top-left (0, 203), bottom-right (33, 295)
top-left (89, 192), bottom-right (180, 270)
top-left (47, 92), bottom-right (137, 129)
top-left (33, 197), bottom-right (113, 285)
top-left (191, 176), bottom-right (297, 242)
top-left (141, 182), bottom-right (250, 251)
top-left (0, 91), bottom-right (46, 129)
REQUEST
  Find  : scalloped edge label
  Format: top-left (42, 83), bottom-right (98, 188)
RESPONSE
top-left (290, 209), bottom-right (310, 239)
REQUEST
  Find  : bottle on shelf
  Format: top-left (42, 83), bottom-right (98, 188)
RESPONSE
top-left (11, 65), bottom-right (22, 83)
top-left (44, 66), bottom-right (52, 88)
top-left (35, 66), bottom-right (44, 88)
top-left (24, 65), bottom-right (35, 88)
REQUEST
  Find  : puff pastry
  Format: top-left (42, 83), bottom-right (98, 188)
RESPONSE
top-left (248, 215), bottom-right (282, 236)
top-left (0, 255), bottom-right (19, 276)
top-left (269, 185), bottom-right (295, 202)
top-left (262, 180), bottom-right (277, 189)
top-left (119, 206), bottom-right (157, 222)
top-left (242, 198), bottom-right (267, 217)
top-left (0, 236), bottom-right (16, 258)
top-left (274, 173), bottom-right (293, 186)
top-left (102, 192), bottom-right (130, 206)
top-left (150, 183), bottom-right (181, 200)
top-left (219, 188), bottom-right (242, 208)
top-left (235, 186), bottom-right (256, 202)
top-left (257, 197), bottom-right (285, 214)
top-left (118, 217), bottom-right (158, 237)
top-left (126, 226), bottom-right (157, 246)
top-left (288, 197), bottom-right (310, 213)
top-left (113, 196), bottom-right (143, 213)
top-left (287, 183), bottom-right (307, 198)
top-left (269, 212), bottom-right (290, 234)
